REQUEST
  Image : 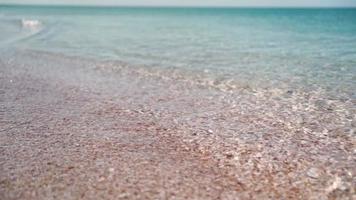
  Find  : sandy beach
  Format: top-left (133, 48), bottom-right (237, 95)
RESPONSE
top-left (0, 50), bottom-right (354, 199)
top-left (1, 3), bottom-right (356, 200)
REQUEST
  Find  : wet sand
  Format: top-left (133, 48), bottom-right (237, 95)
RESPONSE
top-left (0, 50), bottom-right (355, 199)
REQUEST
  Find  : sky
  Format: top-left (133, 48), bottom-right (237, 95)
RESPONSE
top-left (1, 0), bottom-right (356, 7)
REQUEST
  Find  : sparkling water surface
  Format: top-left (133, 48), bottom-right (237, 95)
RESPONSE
top-left (1, 6), bottom-right (356, 199)
top-left (0, 5), bottom-right (355, 97)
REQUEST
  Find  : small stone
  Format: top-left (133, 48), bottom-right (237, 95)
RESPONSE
top-left (307, 167), bottom-right (321, 179)
top-left (98, 177), bottom-right (106, 182)
top-left (207, 129), bottom-right (213, 134)
top-left (326, 176), bottom-right (343, 193)
top-left (67, 166), bottom-right (75, 170)
top-left (225, 153), bottom-right (234, 159)
top-left (301, 140), bottom-right (308, 145)
top-left (109, 168), bottom-right (115, 172)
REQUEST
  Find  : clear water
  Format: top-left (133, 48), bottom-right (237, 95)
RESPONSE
top-left (0, 5), bottom-right (355, 97)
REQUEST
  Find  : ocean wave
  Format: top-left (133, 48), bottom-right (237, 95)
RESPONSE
top-left (0, 19), bottom-right (42, 46)
top-left (21, 19), bottom-right (42, 29)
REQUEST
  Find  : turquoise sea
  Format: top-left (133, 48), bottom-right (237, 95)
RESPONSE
top-left (2, 5), bottom-right (356, 199)
top-left (0, 5), bottom-right (355, 98)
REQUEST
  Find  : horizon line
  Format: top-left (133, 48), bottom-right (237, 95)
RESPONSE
top-left (1, 3), bottom-right (356, 9)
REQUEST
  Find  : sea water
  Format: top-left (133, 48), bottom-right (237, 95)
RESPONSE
top-left (1, 5), bottom-right (356, 199)
top-left (0, 5), bottom-right (355, 98)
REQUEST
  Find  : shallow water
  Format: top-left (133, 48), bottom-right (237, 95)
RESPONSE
top-left (0, 6), bottom-right (355, 198)
top-left (0, 5), bottom-right (355, 98)
top-left (1, 47), bottom-right (355, 199)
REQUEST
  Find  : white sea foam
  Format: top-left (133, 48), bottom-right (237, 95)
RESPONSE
top-left (21, 19), bottom-right (42, 29)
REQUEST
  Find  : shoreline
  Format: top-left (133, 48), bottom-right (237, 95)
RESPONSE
top-left (0, 50), bottom-right (355, 199)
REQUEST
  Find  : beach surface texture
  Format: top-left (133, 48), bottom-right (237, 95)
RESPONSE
top-left (0, 50), bottom-right (355, 200)
top-left (1, 6), bottom-right (356, 200)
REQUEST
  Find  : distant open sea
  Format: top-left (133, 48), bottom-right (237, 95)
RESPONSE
top-left (0, 5), bottom-right (355, 98)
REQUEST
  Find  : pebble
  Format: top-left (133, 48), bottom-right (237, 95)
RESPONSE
top-left (326, 176), bottom-right (343, 193)
top-left (98, 177), bottom-right (106, 182)
top-left (307, 167), bottom-right (321, 179)
top-left (286, 90), bottom-right (293, 95)
top-left (225, 153), bottom-right (234, 159)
